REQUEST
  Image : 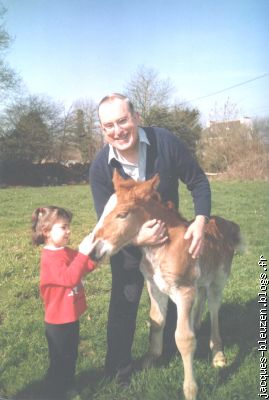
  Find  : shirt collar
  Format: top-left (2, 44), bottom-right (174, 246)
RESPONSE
top-left (108, 127), bottom-right (150, 164)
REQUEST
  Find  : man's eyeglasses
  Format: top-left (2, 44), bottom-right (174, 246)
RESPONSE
top-left (102, 116), bottom-right (131, 134)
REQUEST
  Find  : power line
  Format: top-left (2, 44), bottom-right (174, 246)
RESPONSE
top-left (248, 106), bottom-right (269, 118)
top-left (249, 105), bottom-right (269, 113)
top-left (181, 72), bottom-right (269, 105)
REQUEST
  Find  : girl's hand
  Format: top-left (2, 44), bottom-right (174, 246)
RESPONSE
top-left (79, 233), bottom-right (96, 255)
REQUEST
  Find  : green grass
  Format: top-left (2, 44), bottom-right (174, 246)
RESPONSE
top-left (0, 181), bottom-right (268, 400)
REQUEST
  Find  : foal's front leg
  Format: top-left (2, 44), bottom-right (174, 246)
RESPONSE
top-left (143, 279), bottom-right (169, 368)
top-left (171, 287), bottom-right (197, 400)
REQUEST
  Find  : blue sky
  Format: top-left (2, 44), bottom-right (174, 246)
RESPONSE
top-left (2, 0), bottom-right (269, 123)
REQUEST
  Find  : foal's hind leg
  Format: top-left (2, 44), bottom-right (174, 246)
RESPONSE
top-left (143, 279), bottom-right (169, 368)
top-left (193, 285), bottom-right (207, 332)
top-left (208, 270), bottom-right (229, 368)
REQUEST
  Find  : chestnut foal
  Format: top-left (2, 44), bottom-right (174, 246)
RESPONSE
top-left (91, 171), bottom-right (241, 400)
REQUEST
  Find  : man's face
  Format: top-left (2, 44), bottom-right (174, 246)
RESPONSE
top-left (99, 98), bottom-right (140, 155)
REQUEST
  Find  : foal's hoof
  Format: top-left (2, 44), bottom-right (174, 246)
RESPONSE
top-left (142, 353), bottom-right (159, 369)
top-left (212, 351), bottom-right (227, 368)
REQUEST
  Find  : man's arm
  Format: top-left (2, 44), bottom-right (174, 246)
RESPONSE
top-left (171, 134), bottom-right (211, 258)
top-left (173, 138), bottom-right (211, 219)
top-left (89, 157), bottom-right (114, 219)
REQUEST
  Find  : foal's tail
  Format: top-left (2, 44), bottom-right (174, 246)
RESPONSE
top-left (209, 216), bottom-right (245, 254)
top-left (226, 218), bottom-right (242, 250)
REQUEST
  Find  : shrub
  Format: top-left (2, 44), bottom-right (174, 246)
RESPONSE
top-left (0, 161), bottom-right (90, 186)
top-left (198, 124), bottom-right (269, 180)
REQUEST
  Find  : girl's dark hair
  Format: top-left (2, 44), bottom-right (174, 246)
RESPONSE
top-left (31, 206), bottom-right (73, 246)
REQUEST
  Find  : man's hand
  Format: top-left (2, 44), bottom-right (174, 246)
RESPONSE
top-left (184, 215), bottom-right (207, 259)
top-left (133, 219), bottom-right (168, 246)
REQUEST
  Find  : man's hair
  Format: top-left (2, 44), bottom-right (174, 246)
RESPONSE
top-left (98, 93), bottom-right (135, 119)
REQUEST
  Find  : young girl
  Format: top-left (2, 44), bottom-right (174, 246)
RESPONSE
top-left (32, 206), bottom-right (96, 400)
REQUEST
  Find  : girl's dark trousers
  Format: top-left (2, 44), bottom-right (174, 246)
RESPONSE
top-left (45, 320), bottom-right (79, 399)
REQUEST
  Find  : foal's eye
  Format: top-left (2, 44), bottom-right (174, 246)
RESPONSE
top-left (117, 211), bottom-right (129, 219)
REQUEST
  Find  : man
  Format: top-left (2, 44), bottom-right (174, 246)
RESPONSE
top-left (89, 93), bottom-right (211, 385)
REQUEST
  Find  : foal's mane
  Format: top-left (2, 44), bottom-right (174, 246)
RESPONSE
top-left (113, 171), bottom-right (189, 228)
top-left (135, 188), bottom-right (189, 228)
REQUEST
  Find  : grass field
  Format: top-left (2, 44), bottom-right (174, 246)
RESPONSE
top-left (0, 181), bottom-right (268, 400)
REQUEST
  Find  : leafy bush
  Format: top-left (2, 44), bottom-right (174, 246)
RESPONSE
top-left (0, 161), bottom-right (90, 186)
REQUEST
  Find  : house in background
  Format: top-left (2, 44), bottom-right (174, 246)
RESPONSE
top-left (206, 116), bottom-right (253, 131)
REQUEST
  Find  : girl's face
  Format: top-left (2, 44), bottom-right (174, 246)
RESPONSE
top-left (45, 219), bottom-right (71, 248)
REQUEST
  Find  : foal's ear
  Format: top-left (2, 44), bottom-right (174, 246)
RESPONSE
top-left (144, 174), bottom-right (160, 197)
top-left (150, 174), bottom-right (160, 190)
top-left (112, 169), bottom-right (123, 190)
top-left (134, 174), bottom-right (160, 200)
top-left (113, 169), bottom-right (136, 191)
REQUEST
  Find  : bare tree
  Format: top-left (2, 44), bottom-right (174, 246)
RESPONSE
top-left (125, 66), bottom-right (175, 124)
top-left (65, 98), bottom-right (101, 162)
top-left (208, 97), bottom-right (240, 123)
top-left (51, 104), bottom-right (74, 162)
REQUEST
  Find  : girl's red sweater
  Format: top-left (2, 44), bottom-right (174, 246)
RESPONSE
top-left (40, 247), bottom-right (95, 324)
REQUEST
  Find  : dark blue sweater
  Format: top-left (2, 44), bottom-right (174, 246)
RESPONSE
top-left (89, 126), bottom-right (211, 220)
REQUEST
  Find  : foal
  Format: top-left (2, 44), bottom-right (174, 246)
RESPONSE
top-left (91, 171), bottom-right (241, 400)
